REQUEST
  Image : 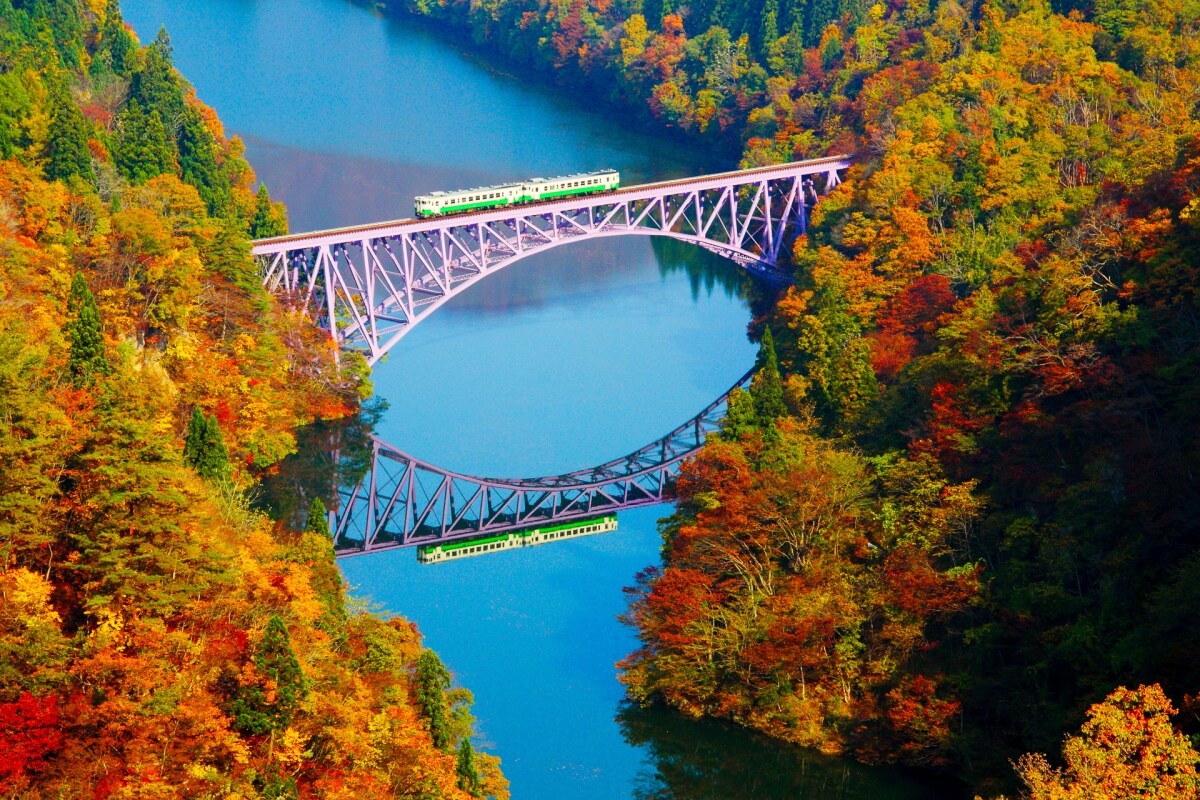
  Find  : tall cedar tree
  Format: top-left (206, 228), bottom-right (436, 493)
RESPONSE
top-left (112, 99), bottom-right (175, 184)
top-left (415, 649), bottom-right (454, 751)
top-left (751, 326), bottom-right (785, 425)
top-left (230, 615), bottom-right (307, 735)
top-left (457, 739), bottom-right (483, 796)
top-left (177, 105), bottom-right (230, 215)
top-left (99, 0), bottom-right (133, 74)
top-left (129, 27), bottom-right (185, 124)
top-left (306, 497), bottom-right (331, 538)
top-left (183, 408), bottom-right (231, 481)
top-left (250, 184), bottom-right (288, 238)
top-left (65, 273), bottom-right (109, 386)
top-left (43, 90), bottom-right (91, 182)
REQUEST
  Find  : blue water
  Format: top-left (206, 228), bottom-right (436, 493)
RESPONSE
top-left (124, 0), bottom-right (945, 796)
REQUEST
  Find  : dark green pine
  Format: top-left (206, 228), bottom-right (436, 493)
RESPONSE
top-left (414, 649), bottom-right (454, 751)
top-left (305, 497), bottom-right (331, 539)
top-left (183, 408), bottom-right (231, 482)
top-left (44, 90), bottom-right (92, 182)
top-left (66, 273), bottom-right (110, 386)
top-left (111, 99), bottom-right (175, 184)
top-left (456, 739), bottom-right (483, 796)
top-left (752, 325), bottom-right (787, 425)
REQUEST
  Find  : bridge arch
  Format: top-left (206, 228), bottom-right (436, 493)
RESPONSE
top-left (252, 156), bottom-right (851, 366)
top-left (332, 370), bottom-right (752, 556)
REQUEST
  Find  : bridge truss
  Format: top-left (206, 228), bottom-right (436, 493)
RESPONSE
top-left (333, 371), bottom-right (752, 556)
top-left (252, 156), bottom-right (851, 365)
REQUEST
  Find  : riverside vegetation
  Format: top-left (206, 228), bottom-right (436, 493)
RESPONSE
top-left (368, 0), bottom-right (1200, 794)
top-left (0, 1), bottom-right (507, 796)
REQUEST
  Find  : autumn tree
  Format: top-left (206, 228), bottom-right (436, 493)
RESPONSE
top-left (1014, 685), bottom-right (1200, 800)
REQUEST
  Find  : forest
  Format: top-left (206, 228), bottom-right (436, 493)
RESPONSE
top-left (0, 1), bottom-right (507, 797)
top-left (368, 0), bottom-right (1200, 794)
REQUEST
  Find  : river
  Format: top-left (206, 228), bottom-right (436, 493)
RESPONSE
top-left (123, 1), bottom-right (951, 797)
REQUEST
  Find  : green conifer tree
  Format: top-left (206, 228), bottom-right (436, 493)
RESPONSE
top-left (112, 99), bottom-right (176, 184)
top-left (66, 273), bottom-right (109, 386)
top-left (178, 106), bottom-right (231, 215)
top-left (720, 386), bottom-right (759, 441)
top-left (231, 615), bottom-right (308, 735)
top-left (129, 27), bottom-right (185, 124)
top-left (415, 649), bottom-right (453, 751)
top-left (44, 90), bottom-right (91, 182)
top-left (100, 0), bottom-right (134, 74)
top-left (250, 184), bottom-right (288, 239)
top-left (783, 17), bottom-right (805, 73)
top-left (305, 497), bottom-right (331, 539)
top-left (183, 407), bottom-right (231, 482)
top-left (752, 326), bottom-right (787, 425)
top-left (758, 0), bottom-right (779, 59)
top-left (456, 739), bottom-right (483, 796)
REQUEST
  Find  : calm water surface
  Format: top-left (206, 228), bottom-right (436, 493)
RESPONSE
top-left (125, 0), bottom-right (947, 796)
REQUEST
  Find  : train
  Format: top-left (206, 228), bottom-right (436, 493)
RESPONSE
top-left (414, 169), bottom-right (620, 218)
top-left (416, 514), bottom-right (619, 564)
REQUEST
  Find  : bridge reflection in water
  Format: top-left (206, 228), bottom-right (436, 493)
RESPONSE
top-left (332, 371), bottom-right (752, 557)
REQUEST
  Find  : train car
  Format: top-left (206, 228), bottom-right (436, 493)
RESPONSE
top-left (416, 514), bottom-right (618, 564)
top-left (414, 170), bottom-right (620, 217)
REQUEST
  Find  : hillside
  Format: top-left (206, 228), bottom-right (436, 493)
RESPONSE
top-left (0, 1), bottom-right (505, 796)
top-left (369, 0), bottom-right (1200, 792)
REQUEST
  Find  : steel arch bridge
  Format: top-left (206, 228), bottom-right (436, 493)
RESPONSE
top-left (332, 371), bottom-right (752, 556)
top-left (251, 156), bottom-right (851, 366)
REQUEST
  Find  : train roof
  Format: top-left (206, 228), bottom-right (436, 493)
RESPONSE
top-left (415, 169), bottom-right (619, 199)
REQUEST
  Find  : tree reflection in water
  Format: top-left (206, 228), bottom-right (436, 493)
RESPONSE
top-left (257, 398), bottom-right (388, 530)
top-left (618, 703), bottom-right (957, 800)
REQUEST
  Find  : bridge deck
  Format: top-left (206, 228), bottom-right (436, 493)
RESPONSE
top-left (250, 155), bottom-right (852, 254)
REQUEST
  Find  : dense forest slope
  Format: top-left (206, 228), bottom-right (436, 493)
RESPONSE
top-left (373, 0), bottom-right (1200, 792)
top-left (0, 1), bottom-right (505, 797)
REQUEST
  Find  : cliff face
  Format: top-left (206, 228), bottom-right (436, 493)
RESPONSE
top-left (0, 2), bottom-right (504, 796)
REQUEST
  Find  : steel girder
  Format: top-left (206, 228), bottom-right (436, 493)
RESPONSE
top-left (252, 156), bottom-right (852, 365)
top-left (332, 370), bottom-right (754, 557)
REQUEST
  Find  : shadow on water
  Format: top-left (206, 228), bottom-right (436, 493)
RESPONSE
top-left (256, 399), bottom-right (388, 529)
top-left (618, 703), bottom-right (959, 800)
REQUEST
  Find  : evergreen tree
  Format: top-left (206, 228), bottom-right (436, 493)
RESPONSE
top-left (456, 739), bottom-right (483, 796)
top-left (415, 649), bottom-right (453, 751)
top-left (44, 90), bottom-right (91, 182)
top-left (129, 27), bottom-right (185, 124)
top-left (65, 273), bottom-right (109, 386)
top-left (111, 99), bottom-right (175, 184)
top-left (305, 497), bottom-right (331, 539)
top-left (231, 615), bottom-right (307, 735)
top-left (183, 407), bottom-right (231, 482)
top-left (805, 0), bottom-right (839, 47)
top-left (783, 17), bottom-right (805, 73)
top-left (100, 0), bottom-right (134, 74)
top-left (177, 106), bottom-right (230, 215)
top-left (250, 184), bottom-right (288, 239)
top-left (758, 0), bottom-right (779, 59)
top-left (720, 386), bottom-right (759, 441)
top-left (752, 326), bottom-right (786, 425)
